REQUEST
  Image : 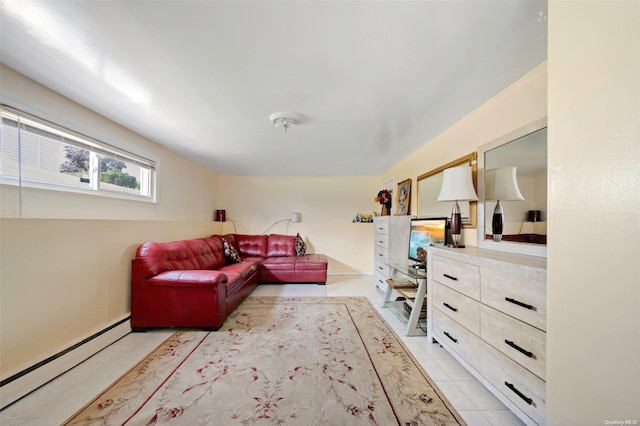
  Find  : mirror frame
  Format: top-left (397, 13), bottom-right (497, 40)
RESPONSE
top-left (477, 117), bottom-right (547, 257)
top-left (417, 152), bottom-right (477, 228)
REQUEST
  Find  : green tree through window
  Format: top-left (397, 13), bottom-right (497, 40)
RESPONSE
top-left (60, 147), bottom-right (139, 190)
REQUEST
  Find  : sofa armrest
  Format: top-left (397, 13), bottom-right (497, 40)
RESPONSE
top-left (148, 270), bottom-right (228, 287)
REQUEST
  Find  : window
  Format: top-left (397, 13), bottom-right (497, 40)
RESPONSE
top-left (0, 106), bottom-right (155, 201)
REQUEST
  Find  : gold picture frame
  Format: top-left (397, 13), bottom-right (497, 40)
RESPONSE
top-left (395, 178), bottom-right (412, 215)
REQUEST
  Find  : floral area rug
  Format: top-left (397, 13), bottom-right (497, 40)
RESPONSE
top-left (65, 297), bottom-right (465, 425)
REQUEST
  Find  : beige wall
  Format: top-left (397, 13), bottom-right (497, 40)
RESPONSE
top-left (382, 62), bottom-right (548, 246)
top-left (216, 175), bottom-right (379, 273)
top-left (0, 66), bottom-right (222, 376)
top-left (0, 65), bottom-right (219, 221)
top-left (0, 219), bottom-right (219, 374)
top-left (547, 1), bottom-right (640, 423)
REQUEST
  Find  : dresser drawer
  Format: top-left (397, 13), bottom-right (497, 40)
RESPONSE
top-left (375, 233), bottom-right (389, 249)
top-left (374, 220), bottom-right (389, 235)
top-left (374, 260), bottom-right (389, 278)
top-left (433, 309), bottom-right (481, 371)
top-left (374, 271), bottom-right (389, 290)
top-left (375, 246), bottom-right (389, 264)
top-left (481, 268), bottom-right (546, 331)
top-left (481, 305), bottom-right (546, 380)
top-left (481, 342), bottom-right (546, 425)
top-left (432, 256), bottom-right (480, 300)
top-left (432, 282), bottom-right (480, 335)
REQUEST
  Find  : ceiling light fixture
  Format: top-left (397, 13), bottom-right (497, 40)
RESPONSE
top-left (269, 112), bottom-right (301, 133)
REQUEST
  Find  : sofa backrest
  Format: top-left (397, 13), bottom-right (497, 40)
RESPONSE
top-left (218, 234), bottom-right (297, 258)
top-left (135, 237), bottom-right (226, 278)
top-left (233, 234), bottom-right (268, 257)
top-left (267, 234), bottom-right (297, 257)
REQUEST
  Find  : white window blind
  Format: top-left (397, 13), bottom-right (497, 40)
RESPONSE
top-left (0, 105), bottom-right (156, 201)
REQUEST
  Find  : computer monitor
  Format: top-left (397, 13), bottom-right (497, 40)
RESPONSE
top-left (408, 217), bottom-right (448, 266)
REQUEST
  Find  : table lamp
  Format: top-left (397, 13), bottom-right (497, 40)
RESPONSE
top-left (485, 167), bottom-right (524, 242)
top-left (437, 166), bottom-right (478, 247)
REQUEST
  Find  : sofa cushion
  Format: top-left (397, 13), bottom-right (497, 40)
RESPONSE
top-left (218, 260), bottom-right (260, 295)
top-left (218, 259), bottom-right (261, 280)
top-left (262, 256), bottom-right (296, 270)
top-left (221, 238), bottom-right (242, 263)
top-left (235, 234), bottom-right (268, 257)
top-left (295, 233), bottom-right (306, 256)
top-left (266, 234), bottom-right (297, 257)
top-left (148, 270), bottom-right (228, 287)
top-left (219, 271), bottom-right (245, 297)
top-left (295, 254), bottom-right (328, 270)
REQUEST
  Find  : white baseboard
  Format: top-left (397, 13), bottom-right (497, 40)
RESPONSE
top-left (0, 317), bottom-right (131, 409)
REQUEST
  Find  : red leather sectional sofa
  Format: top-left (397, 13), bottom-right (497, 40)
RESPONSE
top-left (130, 233), bottom-right (327, 331)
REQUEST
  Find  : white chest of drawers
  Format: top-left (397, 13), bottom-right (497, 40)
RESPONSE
top-left (373, 216), bottom-right (413, 291)
top-left (427, 246), bottom-right (547, 425)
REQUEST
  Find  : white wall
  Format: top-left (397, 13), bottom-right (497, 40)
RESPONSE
top-left (547, 1), bottom-right (640, 423)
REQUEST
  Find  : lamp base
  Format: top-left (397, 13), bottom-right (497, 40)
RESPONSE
top-left (492, 200), bottom-right (504, 242)
top-left (450, 202), bottom-right (462, 248)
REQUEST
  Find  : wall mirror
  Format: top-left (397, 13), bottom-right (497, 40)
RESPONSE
top-left (417, 152), bottom-right (477, 228)
top-left (477, 117), bottom-right (547, 257)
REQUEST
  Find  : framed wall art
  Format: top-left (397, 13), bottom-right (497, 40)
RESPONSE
top-left (395, 178), bottom-right (411, 215)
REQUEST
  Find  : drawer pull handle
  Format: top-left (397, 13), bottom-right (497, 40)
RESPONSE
top-left (443, 303), bottom-right (458, 312)
top-left (378, 240), bottom-right (384, 244)
top-left (505, 381), bottom-right (533, 405)
top-left (378, 266), bottom-right (384, 271)
top-left (505, 339), bottom-right (534, 358)
top-left (378, 253), bottom-right (383, 257)
top-left (443, 274), bottom-right (458, 281)
top-left (505, 297), bottom-right (535, 310)
top-left (443, 331), bottom-right (458, 343)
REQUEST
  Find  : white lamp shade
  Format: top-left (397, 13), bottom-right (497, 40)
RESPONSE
top-left (437, 166), bottom-right (478, 202)
top-left (485, 167), bottom-right (524, 201)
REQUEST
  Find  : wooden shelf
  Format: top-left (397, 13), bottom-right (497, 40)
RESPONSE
top-left (398, 288), bottom-right (419, 299)
top-left (385, 278), bottom-right (415, 290)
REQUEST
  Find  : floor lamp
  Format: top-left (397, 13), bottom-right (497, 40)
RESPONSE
top-left (437, 166), bottom-right (478, 248)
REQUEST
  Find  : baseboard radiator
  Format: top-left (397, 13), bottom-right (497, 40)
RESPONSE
top-left (0, 316), bottom-right (131, 409)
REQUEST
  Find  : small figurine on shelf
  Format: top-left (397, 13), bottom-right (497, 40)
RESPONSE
top-left (374, 190), bottom-right (392, 216)
top-left (353, 213), bottom-right (374, 223)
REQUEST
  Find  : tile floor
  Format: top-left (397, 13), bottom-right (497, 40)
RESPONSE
top-left (1, 275), bottom-right (525, 425)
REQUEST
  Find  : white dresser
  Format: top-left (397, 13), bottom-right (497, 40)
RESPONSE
top-left (427, 246), bottom-right (547, 425)
top-left (373, 216), bottom-right (413, 291)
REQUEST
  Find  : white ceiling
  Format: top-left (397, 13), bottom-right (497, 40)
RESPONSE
top-left (0, 0), bottom-right (547, 176)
